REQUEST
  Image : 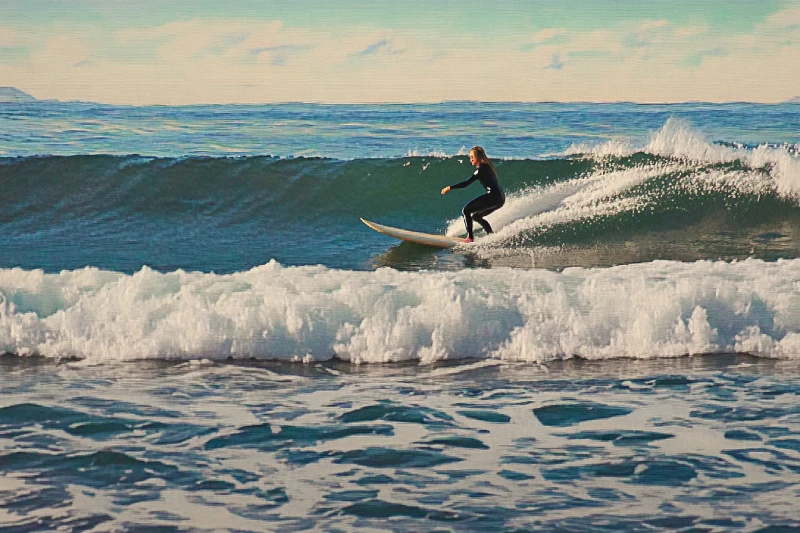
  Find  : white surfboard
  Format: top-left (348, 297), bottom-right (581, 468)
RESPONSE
top-left (361, 218), bottom-right (466, 248)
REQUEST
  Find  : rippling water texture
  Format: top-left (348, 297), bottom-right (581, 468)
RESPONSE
top-left (2, 101), bottom-right (800, 531)
top-left (2, 355), bottom-right (800, 531)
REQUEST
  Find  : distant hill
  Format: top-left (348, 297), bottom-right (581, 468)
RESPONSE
top-left (787, 96), bottom-right (800, 103)
top-left (0, 87), bottom-right (36, 102)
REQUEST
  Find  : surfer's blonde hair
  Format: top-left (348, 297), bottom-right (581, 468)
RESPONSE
top-left (470, 146), bottom-right (498, 175)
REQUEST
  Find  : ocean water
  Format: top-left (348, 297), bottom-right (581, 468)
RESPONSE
top-left (2, 100), bottom-right (800, 531)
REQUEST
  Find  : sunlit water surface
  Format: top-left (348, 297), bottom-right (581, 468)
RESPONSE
top-left (2, 354), bottom-right (800, 532)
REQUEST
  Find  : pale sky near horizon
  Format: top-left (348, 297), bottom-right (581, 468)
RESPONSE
top-left (1, 0), bottom-right (799, 104)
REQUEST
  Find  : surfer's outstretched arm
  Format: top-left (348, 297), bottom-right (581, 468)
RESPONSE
top-left (449, 174), bottom-right (479, 190)
top-left (442, 171), bottom-right (479, 194)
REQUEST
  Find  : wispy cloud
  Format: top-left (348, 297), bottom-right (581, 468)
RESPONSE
top-left (1, 6), bottom-right (798, 104)
top-left (763, 6), bottom-right (800, 28)
top-left (249, 44), bottom-right (313, 66)
top-left (623, 19), bottom-right (672, 48)
top-left (533, 28), bottom-right (567, 45)
top-left (520, 28), bottom-right (568, 52)
top-left (678, 47), bottom-right (729, 67)
top-left (0, 27), bottom-right (27, 47)
top-left (350, 37), bottom-right (403, 58)
top-left (674, 23), bottom-right (710, 38)
top-left (546, 53), bottom-right (565, 70)
top-left (0, 27), bottom-right (21, 48)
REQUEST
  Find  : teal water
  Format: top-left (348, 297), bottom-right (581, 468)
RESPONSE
top-left (2, 101), bottom-right (800, 530)
top-left (3, 355), bottom-right (800, 531)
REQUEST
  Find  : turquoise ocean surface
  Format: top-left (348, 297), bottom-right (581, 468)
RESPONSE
top-left (1, 100), bottom-right (800, 531)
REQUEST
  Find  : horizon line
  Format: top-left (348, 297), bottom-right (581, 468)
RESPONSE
top-left (5, 97), bottom-right (800, 107)
top-left (4, 86), bottom-right (799, 107)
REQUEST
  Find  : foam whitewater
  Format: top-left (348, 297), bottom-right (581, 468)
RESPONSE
top-left (2, 257), bottom-right (800, 363)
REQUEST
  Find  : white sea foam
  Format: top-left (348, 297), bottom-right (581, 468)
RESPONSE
top-left (404, 148), bottom-right (450, 158)
top-left (562, 138), bottom-right (637, 158)
top-left (2, 259), bottom-right (800, 363)
top-left (561, 119), bottom-right (800, 199)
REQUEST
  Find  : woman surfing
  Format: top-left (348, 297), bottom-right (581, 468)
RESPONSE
top-left (440, 146), bottom-right (505, 243)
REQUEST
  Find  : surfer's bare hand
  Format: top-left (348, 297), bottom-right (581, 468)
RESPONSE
top-left (441, 186), bottom-right (450, 195)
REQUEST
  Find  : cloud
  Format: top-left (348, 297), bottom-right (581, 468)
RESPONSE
top-left (3, 11), bottom-right (798, 105)
top-left (117, 19), bottom-right (289, 62)
top-left (520, 28), bottom-right (568, 52)
top-left (624, 19), bottom-right (672, 48)
top-left (198, 33), bottom-right (250, 58)
top-left (544, 19), bottom-right (732, 68)
top-left (0, 26), bottom-right (31, 48)
top-left (674, 23), bottom-right (711, 38)
top-left (249, 44), bottom-right (313, 66)
top-left (355, 38), bottom-right (389, 56)
top-left (545, 53), bottom-right (565, 70)
top-left (350, 37), bottom-right (404, 58)
top-left (679, 47), bottom-right (729, 67)
top-left (763, 7), bottom-right (800, 28)
top-left (41, 35), bottom-right (92, 67)
top-left (532, 28), bottom-right (567, 44)
top-left (636, 19), bottom-right (671, 32)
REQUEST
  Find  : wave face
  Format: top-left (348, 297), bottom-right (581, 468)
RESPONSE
top-left (464, 119), bottom-right (800, 266)
top-left (0, 154), bottom-right (591, 225)
top-left (2, 258), bottom-right (800, 363)
top-left (1, 119), bottom-right (799, 273)
top-left (2, 107), bottom-right (800, 362)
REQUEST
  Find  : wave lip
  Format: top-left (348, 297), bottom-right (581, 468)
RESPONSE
top-left (562, 119), bottom-right (800, 198)
top-left (2, 259), bottom-right (800, 363)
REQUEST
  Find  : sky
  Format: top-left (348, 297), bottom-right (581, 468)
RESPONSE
top-left (1, 0), bottom-right (799, 104)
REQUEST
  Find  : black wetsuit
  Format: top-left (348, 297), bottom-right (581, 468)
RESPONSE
top-left (448, 163), bottom-right (505, 239)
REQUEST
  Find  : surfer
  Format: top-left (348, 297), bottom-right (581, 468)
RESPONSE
top-left (440, 146), bottom-right (505, 242)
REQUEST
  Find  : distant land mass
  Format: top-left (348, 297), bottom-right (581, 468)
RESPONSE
top-left (787, 96), bottom-right (800, 103)
top-left (0, 87), bottom-right (37, 102)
